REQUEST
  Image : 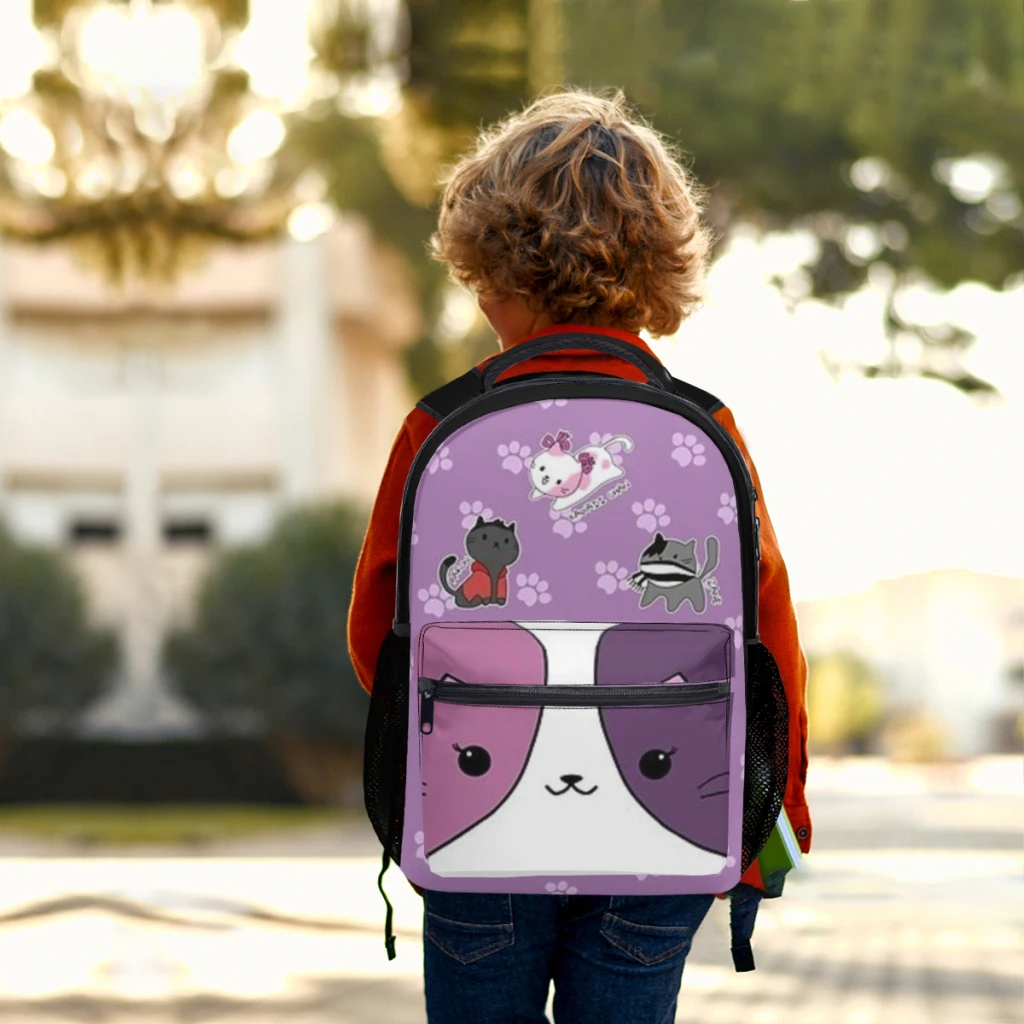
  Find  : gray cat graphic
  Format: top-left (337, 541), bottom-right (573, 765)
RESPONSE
top-left (627, 532), bottom-right (720, 613)
top-left (439, 516), bottom-right (520, 608)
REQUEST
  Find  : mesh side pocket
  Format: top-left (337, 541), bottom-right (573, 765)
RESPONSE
top-left (741, 640), bottom-right (789, 872)
top-left (363, 629), bottom-right (410, 864)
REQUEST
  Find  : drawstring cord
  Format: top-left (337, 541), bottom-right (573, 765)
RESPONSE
top-left (377, 850), bottom-right (396, 960)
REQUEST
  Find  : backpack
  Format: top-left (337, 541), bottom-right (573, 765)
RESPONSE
top-left (363, 333), bottom-right (789, 969)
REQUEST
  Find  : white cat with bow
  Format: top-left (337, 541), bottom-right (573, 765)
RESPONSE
top-left (527, 430), bottom-right (634, 512)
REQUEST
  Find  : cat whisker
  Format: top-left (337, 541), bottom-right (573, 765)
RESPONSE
top-left (697, 771), bottom-right (729, 789)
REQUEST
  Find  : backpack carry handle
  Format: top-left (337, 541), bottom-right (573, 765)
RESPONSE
top-left (481, 333), bottom-right (672, 391)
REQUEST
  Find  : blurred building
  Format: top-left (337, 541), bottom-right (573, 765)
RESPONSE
top-left (796, 570), bottom-right (1024, 756)
top-left (0, 221), bottom-right (418, 736)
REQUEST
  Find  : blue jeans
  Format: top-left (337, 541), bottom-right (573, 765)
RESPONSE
top-left (422, 891), bottom-right (715, 1024)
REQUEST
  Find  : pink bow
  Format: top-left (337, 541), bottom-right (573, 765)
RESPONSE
top-left (540, 430), bottom-right (572, 452)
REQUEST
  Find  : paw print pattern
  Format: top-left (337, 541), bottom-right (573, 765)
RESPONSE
top-left (459, 500), bottom-right (494, 529)
top-left (589, 431), bottom-right (628, 466)
top-left (553, 519), bottom-right (587, 538)
top-left (418, 583), bottom-right (454, 618)
top-left (414, 831), bottom-right (426, 861)
top-left (497, 440), bottom-right (532, 474)
top-left (428, 446), bottom-right (453, 474)
top-left (551, 507), bottom-right (587, 539)
top-left (537, 398), bottom-right (569, 410)
top-left (671, 433), bottom-right (706, 468)
top-left (544, 880), bottom-right (578, 895)
top-left (595, 560), bottom-right (632, 594)
top-left (725, 615), bottom-right (743, 649)
top-left (516, 573), bottom-right (552, 607)
top-left (632, 499), bottom-right (670, 533)
top-left (718, 493), bottom-right (737, 524)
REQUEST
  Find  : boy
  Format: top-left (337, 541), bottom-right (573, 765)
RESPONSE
top-left (349, 88), bottom-right (810, 1024)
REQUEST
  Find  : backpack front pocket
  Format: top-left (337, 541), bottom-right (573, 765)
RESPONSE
top-left (416, 622), bottom-right (735, 879)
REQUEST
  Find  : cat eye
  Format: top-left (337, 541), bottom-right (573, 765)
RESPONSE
top-left (481, 533), bottom-right (487, 540)
top-left (639, 747), bottom-right (677, 780)
top-left (453, 743), bottom-right (491, 777)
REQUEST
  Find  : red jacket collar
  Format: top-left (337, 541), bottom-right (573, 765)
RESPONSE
top-left (476, 324), bottom-right (658, 371)
top-left (517, 323), bottom-right (655, 356)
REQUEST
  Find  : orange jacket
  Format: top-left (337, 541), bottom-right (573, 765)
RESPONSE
top-left (348, 325), bottom-right (812, 868)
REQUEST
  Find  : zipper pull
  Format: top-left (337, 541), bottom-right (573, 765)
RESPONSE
top-left (418, 677), bottom-right (435, 734)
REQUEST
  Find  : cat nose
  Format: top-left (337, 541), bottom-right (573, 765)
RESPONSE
top-left (560, 774), bottom-right (583, 786)
top-left (541, 475), bottom-right (549, 484)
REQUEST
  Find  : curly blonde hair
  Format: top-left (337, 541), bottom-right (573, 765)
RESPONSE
top-left (431, 89), bottom-right (712, 337)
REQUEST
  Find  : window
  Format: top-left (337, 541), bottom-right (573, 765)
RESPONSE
top-left (69, 518), bottom-right (122, 544)
top-left (163, 518), bottom-right (214, 545)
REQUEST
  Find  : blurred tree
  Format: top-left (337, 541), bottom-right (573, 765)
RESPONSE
top-left (0, 527), bottom-right (116, 736)
top-left (296, 0), bottom-right (563, 393)
top-left (164, 503), bottom-right (369, 803)
top-left (304, 0), bottom-right (1022, 396)
top-left (806, 650), bottom-right (885, 755)
top-left (562, 0), bottom-right (1023, 397)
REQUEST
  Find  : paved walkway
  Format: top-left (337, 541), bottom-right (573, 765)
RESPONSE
top-left (0, 758), bottom-right (1019, 1023)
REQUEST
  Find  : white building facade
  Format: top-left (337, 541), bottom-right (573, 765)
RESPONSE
top-left (0, 220), bottom-right (418, 737)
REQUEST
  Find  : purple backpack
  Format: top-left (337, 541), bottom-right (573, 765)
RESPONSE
top-left (364, 335), bottom-right (788, 967)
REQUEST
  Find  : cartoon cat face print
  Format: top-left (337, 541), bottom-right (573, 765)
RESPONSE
top-left (527, 431), bottom-right (634, 512)
top-left (419, 623), bottom-right (546, 854)
top-left (421, 623), bottom-right (730, 878)
top-left (595, 623), bottom-right (732, 856)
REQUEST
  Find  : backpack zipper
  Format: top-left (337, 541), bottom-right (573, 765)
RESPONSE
top-left (417, 678), bottom-right (730, 734)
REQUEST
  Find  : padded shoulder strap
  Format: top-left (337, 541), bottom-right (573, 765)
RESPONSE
top-left (416, 367), bottom-right (483, 421)
top-left (671, 375), bottom-right (724, 416)
top-left (416, 366), bottom-right (723, 421)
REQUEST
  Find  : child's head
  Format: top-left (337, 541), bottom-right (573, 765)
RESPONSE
top-left (431, 88), bottom-right (712, 345)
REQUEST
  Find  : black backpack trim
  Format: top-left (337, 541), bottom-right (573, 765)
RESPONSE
top-left (670, 376), bottom-right (724, 416)
top-left (417, 366), bottom-right (724, 423)
top-left (415, 367), bottom-right (483, 420)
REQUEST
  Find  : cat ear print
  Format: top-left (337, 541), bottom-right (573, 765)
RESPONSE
top-left (476, 516), bottom-right (485, 527)
top-left (644, 532), bottom-right (668, 557)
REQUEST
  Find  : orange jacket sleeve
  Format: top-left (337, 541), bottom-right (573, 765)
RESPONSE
top-left (348, 423), bottom-right (416, 693)
top-left (715, 406), bottom-right (812, 854)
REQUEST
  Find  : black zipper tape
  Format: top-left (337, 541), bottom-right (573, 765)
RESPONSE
top-left (395, 376), bottom-right (759, 637)
top-left (417, 678), bottom-right (731, 733)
